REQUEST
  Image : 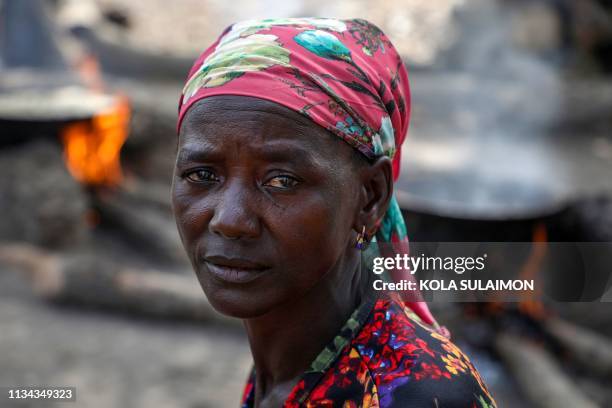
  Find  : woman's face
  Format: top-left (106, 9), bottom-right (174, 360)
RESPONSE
top-left (172, 96), bottom-right (367, 318)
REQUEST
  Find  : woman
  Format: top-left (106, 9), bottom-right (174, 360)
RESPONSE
top-left (172, 18), bottom-right (496, 407)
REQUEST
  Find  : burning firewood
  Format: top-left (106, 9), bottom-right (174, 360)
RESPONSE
top-left (495, 333), bottom-right (598, 408)
top-left (0, 243), bottom-right (235, 326)
top-left (545, 317), bottom-right (612, 379)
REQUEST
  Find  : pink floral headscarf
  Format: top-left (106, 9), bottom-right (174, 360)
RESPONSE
top-left (177, 17), bottom-right (441, 330)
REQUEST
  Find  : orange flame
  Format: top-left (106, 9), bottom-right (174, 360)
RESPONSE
top-left (61, 96), bottom-right (130, 186)
top-left (518, 222), bottom-right (548, 319)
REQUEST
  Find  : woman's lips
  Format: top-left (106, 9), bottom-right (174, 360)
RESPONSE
top-left (203, 256), bottom-right (270, 284)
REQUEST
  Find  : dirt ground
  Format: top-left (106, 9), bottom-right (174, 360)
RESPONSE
top-left (0, 268), bottom-right (252, 408)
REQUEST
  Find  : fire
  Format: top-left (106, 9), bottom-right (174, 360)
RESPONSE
top-left (518, 222), bottom-right (548, 319)
top-left (61, 96), bottom-right (130, 186)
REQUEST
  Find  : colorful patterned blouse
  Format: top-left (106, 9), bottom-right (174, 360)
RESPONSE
top-left (240, 293), bottom-right (496, 407)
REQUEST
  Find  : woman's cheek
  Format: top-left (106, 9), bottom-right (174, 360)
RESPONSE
top-left (173, 192), bottom-right (212, 248)
top-left (273, 194), bottom-right (342, 270)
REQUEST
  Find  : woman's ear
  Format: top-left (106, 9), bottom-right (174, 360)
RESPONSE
top-left (355, 156), bottom-right (393, 235)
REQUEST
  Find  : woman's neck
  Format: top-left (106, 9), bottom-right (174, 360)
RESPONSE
top-left (243, 251), bottom-right (370, 406)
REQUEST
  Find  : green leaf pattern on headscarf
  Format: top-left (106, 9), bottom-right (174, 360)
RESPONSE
top-left (294, 30), bottom-right (353, 63)
top-left (182, 34), bottom-right (291, 103)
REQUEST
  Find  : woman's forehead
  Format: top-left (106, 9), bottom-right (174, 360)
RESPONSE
top-left (178, 96), bottom-right (352, 159)
top-left (182, 95), bottom-right (314, 130)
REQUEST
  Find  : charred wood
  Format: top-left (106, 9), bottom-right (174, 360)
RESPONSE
top-left (545, 317), bottom-right (612, 379)
top-left (0, 243), bottom-right (233, 326)
top-left (496, 333), bottom-right (598, 408)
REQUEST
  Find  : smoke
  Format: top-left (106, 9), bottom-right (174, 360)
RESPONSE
top-left (401, 0), bottom-right (569, 217)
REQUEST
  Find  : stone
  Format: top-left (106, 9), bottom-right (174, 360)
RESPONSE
top-left (0, 139), bottom-right (89, 248)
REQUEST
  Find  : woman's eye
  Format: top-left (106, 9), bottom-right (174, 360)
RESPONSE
top-left (265, 175), bottom-right (299, 189)
top-left (184, 169), bottom-right (219, 183)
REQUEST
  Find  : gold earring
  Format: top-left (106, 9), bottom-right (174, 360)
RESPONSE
top-left (356, 225), bottom-right (367, 249)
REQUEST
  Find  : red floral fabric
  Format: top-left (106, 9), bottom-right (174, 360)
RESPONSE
top-left (240, 293), bottom-right (497, 407)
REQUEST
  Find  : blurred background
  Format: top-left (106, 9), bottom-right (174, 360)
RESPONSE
top-left (1, 0), bottom-right (612, 406)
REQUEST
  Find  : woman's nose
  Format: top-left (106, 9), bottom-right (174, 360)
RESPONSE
top-left (208, 180), bottom-right (260, 240)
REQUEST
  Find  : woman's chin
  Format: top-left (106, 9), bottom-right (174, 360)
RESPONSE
top-left (203, 287), bottom-right (280, 319)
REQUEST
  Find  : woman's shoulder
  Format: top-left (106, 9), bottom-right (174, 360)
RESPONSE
top-left (345, 297), bottom-right (497, 407)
